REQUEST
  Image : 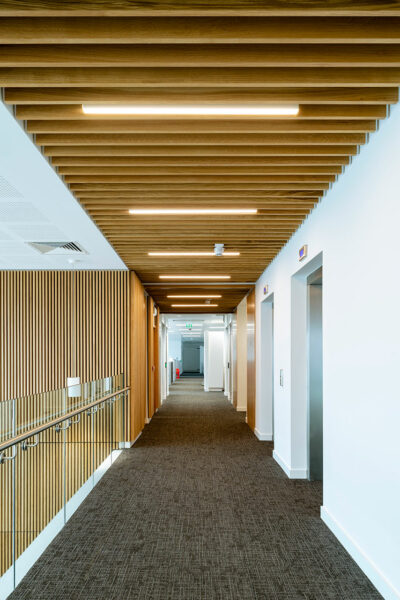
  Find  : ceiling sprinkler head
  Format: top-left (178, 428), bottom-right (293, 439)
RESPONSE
top-left (214, 243), bottom-right (225, 257)
top-left (205, 299), bottom-right (211, 305)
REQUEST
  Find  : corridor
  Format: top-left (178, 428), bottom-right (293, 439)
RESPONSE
top-left (10, 379), bottom-right (379, 600)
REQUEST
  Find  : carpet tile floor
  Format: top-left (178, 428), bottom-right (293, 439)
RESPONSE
top-left (9, 379), bottom-right (381, 600)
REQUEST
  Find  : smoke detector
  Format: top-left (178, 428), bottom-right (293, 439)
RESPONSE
top-left (214, 243), bottom-right (225, 257)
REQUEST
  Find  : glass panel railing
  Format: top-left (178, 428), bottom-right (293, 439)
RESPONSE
top-left (0, 374), bottom-right (125, 446)
top-left (0, 375), bottom-right (128, 600)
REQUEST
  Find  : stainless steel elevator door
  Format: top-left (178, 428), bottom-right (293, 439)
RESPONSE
top-left (308, 273), bottom-right (323, 481)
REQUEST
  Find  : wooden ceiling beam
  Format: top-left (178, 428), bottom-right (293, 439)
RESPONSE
top-left (4, 44), bottom-right (400, 68)
top-left (75, 190), bottom-right (320, 197)
top-left (80, 198), bottom-right (318, 205)
top-left (58, 171), bottom-right (335, 183)
top-left (5, 87), bottom-right (397, 104)
top-left (65, 159), bottom-right (348, 171)
top-left (1, 17), bottom-right (400, 43)
top-left (2, 67), bottom-right (400, 87)
top-left (94, 217), bottom-right (306, 224)
top-left (1, 2), bottom-right (400, 16)
top-left (53, 163), bottom-right (341, 174)
top-left (45, 144), bottom-right (358, 156)
top-left (19, 105), bottom-right (387, 120)
top-left (35, 132), bottom-right (366, 145)
top-left (65, 181), bottom-right (328, 190)
top-left (0, 2), bottom-right (400, 16)
top-left (28, 120), bottom-right (377, 135)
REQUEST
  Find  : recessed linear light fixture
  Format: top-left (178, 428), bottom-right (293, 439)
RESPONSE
top-left (82, 104), bottom-right (299, 117)
top-left (167, 295), bottom-right (222, 298)
top-left (131, 209), bottom-right (256, 216)
top-left (171, 304), bottom-right (218, 307)
top-left (149, 252), bottom-right (240, 256)
top-left (160, 275), bottom-right (231, 280)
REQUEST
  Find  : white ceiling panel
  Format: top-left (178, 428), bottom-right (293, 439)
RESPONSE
top-left (0, 101), bottom-right (126, 270)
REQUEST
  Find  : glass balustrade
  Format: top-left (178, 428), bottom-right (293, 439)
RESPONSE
top-left (0, 375), bottom-right (128, 600)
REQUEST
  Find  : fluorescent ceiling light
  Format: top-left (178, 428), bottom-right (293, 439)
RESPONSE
top-left (82, 104), bottom-right (299, 117)
top-left (167, 295), bottom-right (222, 298)
top-left (132, 209), bottom-right (256, 216)
top-left (149, 251), bottom-right (240, 256)
top-left (160, 275), bottom-right (231, 280)
top-left (171, 304), bottom-right (218, 307)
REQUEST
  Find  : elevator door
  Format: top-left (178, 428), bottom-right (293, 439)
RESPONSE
top-left (308, 269), bottom-right (323, 481)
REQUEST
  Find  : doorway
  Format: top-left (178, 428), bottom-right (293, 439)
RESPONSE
top-left (307, 267), bottom-right (323, 481)
top-left (182, 341), bottom-right (203, 376)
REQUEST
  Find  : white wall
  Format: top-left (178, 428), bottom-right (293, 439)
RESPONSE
top-left (204, 331), bottom-right (224, 391)
top-left (223, 323), bottom-right (230, 398)
top-left (255, 104), bottom-right (400, 599)
top-left (168, 332), bottom-right (182, 361)
top-left (236, 296), bottom-right (247, 411)
top-left (160, 322), bottom-right (168, 402)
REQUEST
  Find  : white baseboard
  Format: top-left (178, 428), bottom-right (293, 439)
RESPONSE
top-left (0, 449), bottom-right (122, 600)
top-left (145, 417), bottom-right (151, 424)
top-left (119, 431), bottom-right (142, 448)
top-left (236, 406), bottom-right (246, 412)
top-left (272, 450), bottom-right (308, 479)
top-left (321, 506), bottom-right (400, 600)
top-left (254, 428), bottom-right (273, 441)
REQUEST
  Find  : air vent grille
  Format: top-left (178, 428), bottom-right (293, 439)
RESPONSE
top-left (61, 242), bottom-right (82, 252)
top-left (27, 241), bottom-right (87, 255)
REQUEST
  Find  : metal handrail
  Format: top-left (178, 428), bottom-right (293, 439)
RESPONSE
top-left (0, 386), bottom-right (129, 454)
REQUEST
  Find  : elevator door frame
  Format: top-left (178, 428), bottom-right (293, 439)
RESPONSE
top-left (290, 252), bottom-right (323, 480)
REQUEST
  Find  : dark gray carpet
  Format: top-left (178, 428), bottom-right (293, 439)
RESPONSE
top-left (10, 379), bottom-right (381, 600)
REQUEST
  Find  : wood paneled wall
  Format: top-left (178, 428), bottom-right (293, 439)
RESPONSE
top-left (0, 269), bottom-right (159, 578)
top-left (231, 314), bottom-right (237, 409)
top-left (129, 271), bottom-right (147, 441)
top-left (0, 270), bottom-right (129, 402)
top-left (236, 295), bottom-right (248, 412)
top-left (0, 268), bottom-right (159, 443)
top-left (147, 296), bottom-right (160, 420)
top-left (246, 288), bottom-right (256, 431)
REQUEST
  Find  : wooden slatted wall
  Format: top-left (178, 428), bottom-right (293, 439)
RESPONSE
top-left (0, 269), bottom-right (131, 578)
top-left (0, 270), bottom-right (129, 402)
top-left (129, 271), bottom-right (147, 441)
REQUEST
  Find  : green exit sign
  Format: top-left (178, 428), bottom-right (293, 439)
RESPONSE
top-left (186, 323), bottom-right (192, 329)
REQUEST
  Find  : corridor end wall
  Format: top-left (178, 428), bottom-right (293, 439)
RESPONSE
top-left (254, 105), bottom-right (400, 599)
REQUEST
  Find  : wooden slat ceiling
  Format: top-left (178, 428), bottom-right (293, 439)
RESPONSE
top-left (1, 2), bottom-right (400, 313)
